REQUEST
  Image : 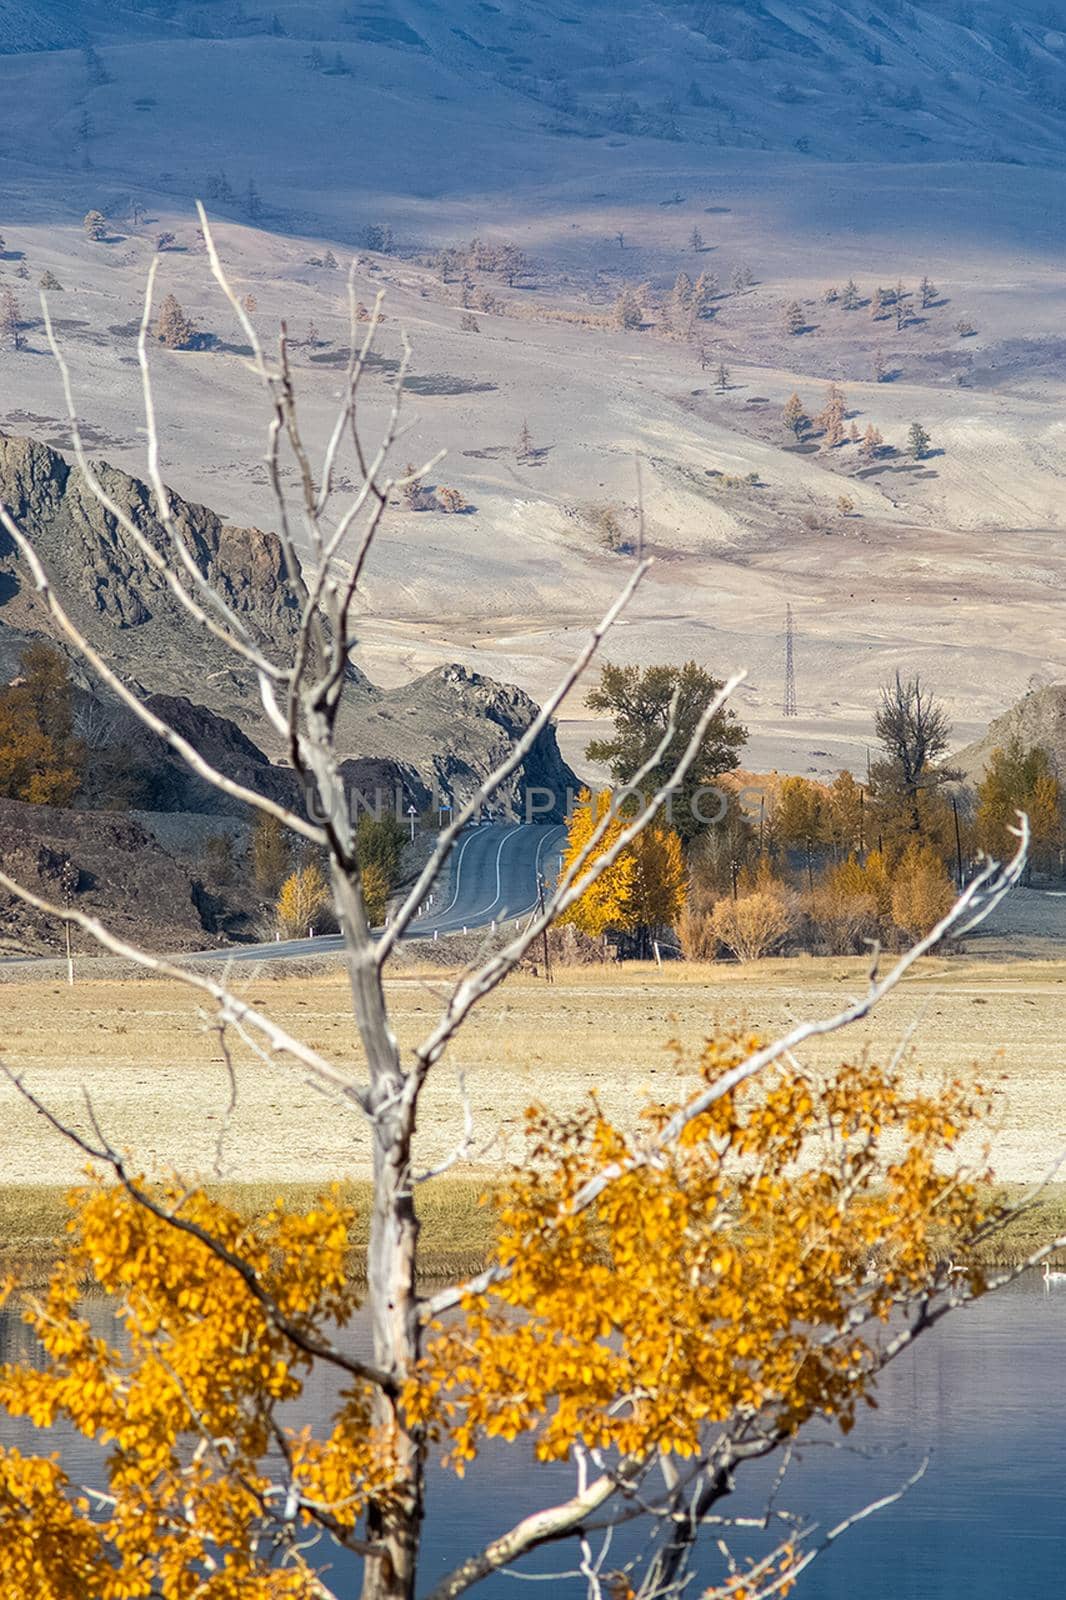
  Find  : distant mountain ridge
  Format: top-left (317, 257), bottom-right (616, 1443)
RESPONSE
top-left (2, 1), bottom-right (1064, 164)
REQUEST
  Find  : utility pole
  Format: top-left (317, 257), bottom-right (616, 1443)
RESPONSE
top-left (536, 872), bottom-right (552, 983)
top-left (783, 603), bottom-right (797, 717)
top-left (952, 794), bottom-right (964, 890)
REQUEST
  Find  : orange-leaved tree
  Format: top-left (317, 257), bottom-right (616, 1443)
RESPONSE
top-left (0, 642), bottom-right (85, 806)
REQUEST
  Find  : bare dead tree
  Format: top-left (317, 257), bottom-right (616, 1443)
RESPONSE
top-left (0, 213), bottom-right (1052, 1600)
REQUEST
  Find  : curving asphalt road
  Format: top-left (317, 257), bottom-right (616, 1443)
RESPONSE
top-left (190, 822), bottom-right (567, 964)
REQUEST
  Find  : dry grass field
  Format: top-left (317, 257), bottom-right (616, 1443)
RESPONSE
top-left (2, 955), bottom-right (1066, 1271)
top-left (2, 955), bottom-right (1066, 1183)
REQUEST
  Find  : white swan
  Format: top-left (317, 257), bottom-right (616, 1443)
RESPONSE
top-left (1043, 1262), bottom-right (1066, 1289)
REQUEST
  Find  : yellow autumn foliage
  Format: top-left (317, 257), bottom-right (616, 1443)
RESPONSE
top-left (560, 789), bottom-right (685, 937)
top-left (275, 862), bottom-right (330, 938)
top-left (0, 1040), bottom-right (996, 1596)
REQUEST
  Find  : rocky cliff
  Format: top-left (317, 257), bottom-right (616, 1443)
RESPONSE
top-left (954, 684), bottom-right (1066, 784)
top-left (0, 434), bottom-right (576, 818)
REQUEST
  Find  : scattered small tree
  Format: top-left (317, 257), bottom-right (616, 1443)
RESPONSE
top-left (908, 420), bottom-right (932, 460)
top-left (783, 391), bottom-right (808, 439)
top-left (784, 300), bottom-right (805, 336)
top-left (242, 293), bottom-right (258, 314)
top-left (689, 225), bottom-right (704, 251)
top-left (365, 222), bottom-right (394, 254)
top-left (861, 423), bottom-right (884, 459)
top-left (38, 270), bottom-right (63, 292)
top-left (82, 209), bottom-right (108, 241)
top-left (841, 277), bottom-right (860, 310)
top-left (919, 274), bottom-right (937, 308)
top-left (155, 293), bottom-right (196, 351)
top-left (715, 360), bottom-right (731, 391)
top-left (156, 231), bottom-right (177, 251)
top-left (838, 494), bottom-right (855, 516)
top-left (459, 312), bottom-right (480, 333)
top-left (437, 486), bottom-right (467, 513)
top-left (692, 270), bottom-right (718, 317)
top-left (516, 419), bottom-right (534, 463)
top-left (955, 317), bottom-right (977, 337)
top-left (612, 287), bottom-right (643, 330)
top-left (816, 383), bottom-right (846, 447)
top-left (0, 288), bottom-right (25, 352)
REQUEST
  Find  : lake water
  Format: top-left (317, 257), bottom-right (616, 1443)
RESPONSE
top-left (2, 1275), bottom-right (1065, 1596)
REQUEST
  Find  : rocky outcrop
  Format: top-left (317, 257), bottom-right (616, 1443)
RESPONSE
top-left (0, 796), bottom-right (210, 955)
top-left (954, 684), bottom-right (1066, 783)
top-left (0, 433), bottom-right (576, 819)
top-left (0, 433), bottom-right (346, 726)
top-left (345, 664), bottom-right (575, 820)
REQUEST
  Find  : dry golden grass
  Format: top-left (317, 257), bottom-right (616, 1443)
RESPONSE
top-left (2, 955), bottom-right (1066, 1209)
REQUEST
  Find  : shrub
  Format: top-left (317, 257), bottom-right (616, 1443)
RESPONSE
top-left (709, 889), bottom-right (795, 961)
top-left (803, 884), bottom-right (879, 954)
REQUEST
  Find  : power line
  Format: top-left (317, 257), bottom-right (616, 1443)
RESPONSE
top-left (783, 603), bottom-right (797, 717)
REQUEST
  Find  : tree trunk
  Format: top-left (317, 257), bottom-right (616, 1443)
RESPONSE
top-left (325, 856), bottom-right (426, 1600)
top-left (361, 1106), bottom-right (424, 1600)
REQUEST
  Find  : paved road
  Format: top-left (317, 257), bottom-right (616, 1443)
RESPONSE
top-left (190, 822), bottom-right (567, 964)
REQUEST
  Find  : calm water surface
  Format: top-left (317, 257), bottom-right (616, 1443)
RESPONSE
top-left (2, 1276), bottom-right (1065, 1596)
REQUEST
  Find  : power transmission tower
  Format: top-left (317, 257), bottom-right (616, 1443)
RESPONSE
top-left (783, 603), bottom-right (797, 717)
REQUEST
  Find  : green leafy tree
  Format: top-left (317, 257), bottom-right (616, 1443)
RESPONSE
top-left (586, 662), bottom-right (747, 843)
top-left (908, 421), bottom-right (932, 460)
top-left (354, 812), bottom-right (407, 889)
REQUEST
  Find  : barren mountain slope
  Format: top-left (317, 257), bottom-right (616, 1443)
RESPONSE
top-left (1, 0), bottom-right (1064, 775)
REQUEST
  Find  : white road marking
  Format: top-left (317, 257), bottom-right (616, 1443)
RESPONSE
top-left (423, 826), bottom-right (481, 923)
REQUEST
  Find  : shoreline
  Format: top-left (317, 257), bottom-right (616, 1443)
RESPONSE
top-left (2, 1177), bottom-right (1065, 1286)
